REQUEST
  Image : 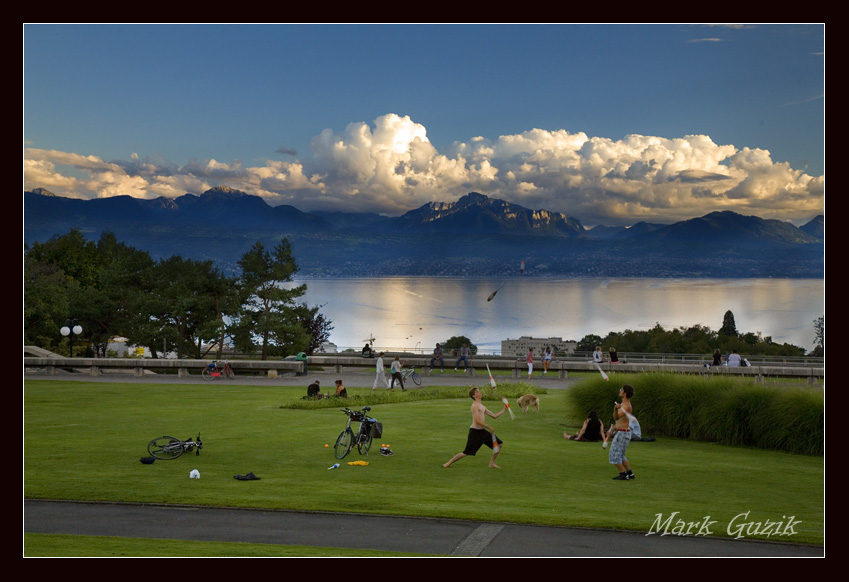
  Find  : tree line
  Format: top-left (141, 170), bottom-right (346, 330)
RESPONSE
top-left (575, 310), bottom-right (823, 357)
top-left (24, 229), bottom-right (332, 359)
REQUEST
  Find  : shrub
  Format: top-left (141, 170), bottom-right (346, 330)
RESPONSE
top-left (566, 374), bottom-right (823, 455)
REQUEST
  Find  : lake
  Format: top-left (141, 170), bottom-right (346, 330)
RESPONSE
top-left (292, 277), bottom-right (825, 354)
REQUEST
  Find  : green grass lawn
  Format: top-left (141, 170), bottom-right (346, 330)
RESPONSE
top-left (24, 379), bottom-right (824, 555)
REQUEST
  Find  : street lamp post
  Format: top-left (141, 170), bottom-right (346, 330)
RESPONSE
top-left (60, 319), bottom-right (83, 357)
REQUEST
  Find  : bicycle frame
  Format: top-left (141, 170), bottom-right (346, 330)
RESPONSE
top-left (148, 434), bottom-right (203, 460)
top-left (202, 361), bottom-right (234, 380)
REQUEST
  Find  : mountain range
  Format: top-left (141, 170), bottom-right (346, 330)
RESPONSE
top-left (24, 187), bottom-right (824, 279)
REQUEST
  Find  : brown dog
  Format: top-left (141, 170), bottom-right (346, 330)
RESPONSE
top-left (517, 394), bottom-right (540, 413)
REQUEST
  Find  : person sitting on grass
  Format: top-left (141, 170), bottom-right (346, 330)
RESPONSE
top-left (563, 410), bottom-right (604, 442)
top-left (334, 379), bottom-right (348, 398)
top-left (306, 380), bottom-right (328, 399)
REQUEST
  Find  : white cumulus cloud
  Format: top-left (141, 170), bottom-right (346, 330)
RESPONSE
top-left (24, 113), bottom-right (824, 225)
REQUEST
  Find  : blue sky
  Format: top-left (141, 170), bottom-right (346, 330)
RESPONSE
top-left (24, 23), bottom-right (824, 226)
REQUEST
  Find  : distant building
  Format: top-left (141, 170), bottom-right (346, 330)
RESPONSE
top-left (501, 336), bottom-right (576, 357)
top-left (318, 341), bottom-right (338, 354)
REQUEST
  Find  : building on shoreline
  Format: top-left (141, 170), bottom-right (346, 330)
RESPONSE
top-left (501, 336), bottom-right (577, 358)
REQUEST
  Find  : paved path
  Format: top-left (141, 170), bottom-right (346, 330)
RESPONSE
top-left (24, 500), bottom-right (822, 557)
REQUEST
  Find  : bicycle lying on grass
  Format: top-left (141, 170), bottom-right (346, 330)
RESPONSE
top-left (334, 407), bottom-right (382, 460)
top-left (148, 434), bottom-right (203, 459)
top-left (202, 360), bottom-right (234, 380)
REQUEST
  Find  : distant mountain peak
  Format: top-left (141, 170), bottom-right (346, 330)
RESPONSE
top-left (400, 192), bottom-right (586, 237)
top-left (201, 186), bottom-right (249, 199)
top-left (28, 187), bottom-right (56, 197)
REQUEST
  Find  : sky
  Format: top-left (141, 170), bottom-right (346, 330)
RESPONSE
top-left (23, 23), bottom-right (825, 227)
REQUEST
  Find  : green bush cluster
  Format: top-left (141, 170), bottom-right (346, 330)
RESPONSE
top-left (566, 374), bottom-right (823, 455)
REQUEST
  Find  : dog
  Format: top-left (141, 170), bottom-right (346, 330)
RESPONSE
top-left (517, 394), bottom-right (540, 413)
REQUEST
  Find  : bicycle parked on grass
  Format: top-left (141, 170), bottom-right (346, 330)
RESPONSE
top-left (401, 365), bottom-right (422, 386)
top-left (148, 434), bottom-right (203, 459)
top-left (202, 360), bottom-right (234, 380)
top-left (334, 406), bottom-right (382, 460)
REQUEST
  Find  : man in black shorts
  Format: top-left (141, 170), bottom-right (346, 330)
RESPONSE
top-left (443, 386), bottom-right (506, 469)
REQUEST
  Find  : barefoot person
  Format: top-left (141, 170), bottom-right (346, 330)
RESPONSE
top-left (443, 386), bottom-right (506, 468)
top-left (609, 384), bottom-right (636, 480)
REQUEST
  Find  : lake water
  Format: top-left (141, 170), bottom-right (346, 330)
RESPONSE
top-left (292, 277), bottom-right (825, 354)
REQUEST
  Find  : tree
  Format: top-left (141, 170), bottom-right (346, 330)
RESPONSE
top-left (811, 316), bottom-right (824, 357)
top-left (577, 334), bottom-right (604, 353)
top-left (294, 303), bottom-right (334, 355)
top-left (234, 240), bottom-right (309, 360)
top-left (142, 256), bottom-right (234, 359)
top-left (443, 335), bottom-right (477, 355)
top-left (23, 253), bottom-right (75, 349)
top-left (719, 310), bottom-right (738, 337)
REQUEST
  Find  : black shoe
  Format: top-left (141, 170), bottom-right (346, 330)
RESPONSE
top-left (626, 471), bottom-right (635, 479)
top-left (612, 473), bottom-right (629, 480)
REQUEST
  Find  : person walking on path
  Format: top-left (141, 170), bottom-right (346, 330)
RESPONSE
top-left (443, 386), bottom-right (506, 469)
top-left (373, 352), bottom-right (389, 390)
top-left (526, 348), bottom-right (535, 379)
top-left (390, 356), bottom-right (405, 390)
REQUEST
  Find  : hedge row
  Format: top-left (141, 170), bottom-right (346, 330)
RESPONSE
top-left (566, 374), bottom-right (823, 455)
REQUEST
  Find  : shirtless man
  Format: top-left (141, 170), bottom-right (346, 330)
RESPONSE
top-left (609, 384), bottom-right (636, 480)
top-left (443, 386), bottom-right (506, 468)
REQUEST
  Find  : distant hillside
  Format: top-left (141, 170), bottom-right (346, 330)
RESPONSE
top-left (24, 188), bottom-right (824, 278)
top-left (799, 215), bottom-right (824, 240)
top-left (394, 191), bottom-right (587, 237)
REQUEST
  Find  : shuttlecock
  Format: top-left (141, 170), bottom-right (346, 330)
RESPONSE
top-left (189, 469), bottom-right (200, 479)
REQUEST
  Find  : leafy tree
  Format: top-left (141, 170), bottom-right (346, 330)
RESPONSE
top-left (23, 253), bottom-right (76, 349)
top-left (577, 334), bottom-right (604, 352)
top-left (233, 240), bottom-right (309, 360)
top-left (142, 256), bottom-right (233, 358)
top-left (443, 335), bottom-right (477, 354)
top-left (27, 228), bottom-right (101, 289)
top-left (294, 303), bottom-right (334, 355)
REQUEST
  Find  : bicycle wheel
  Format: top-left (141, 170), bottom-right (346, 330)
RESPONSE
top-left (334, 429), bottom-right (354, 459)
top-left (148, 436), bottom-right (184, 459)
top-left (411, 371), bottom-right (421, 386)
top-left (357, 429), bottom-right (373, 455)
top-left (225, 365), bottom-right (235, 380)
top-left (202, 367), bottom-right (215, 381)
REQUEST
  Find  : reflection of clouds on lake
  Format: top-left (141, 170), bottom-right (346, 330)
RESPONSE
top-left (299, 277), bottom-right (823, 353)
